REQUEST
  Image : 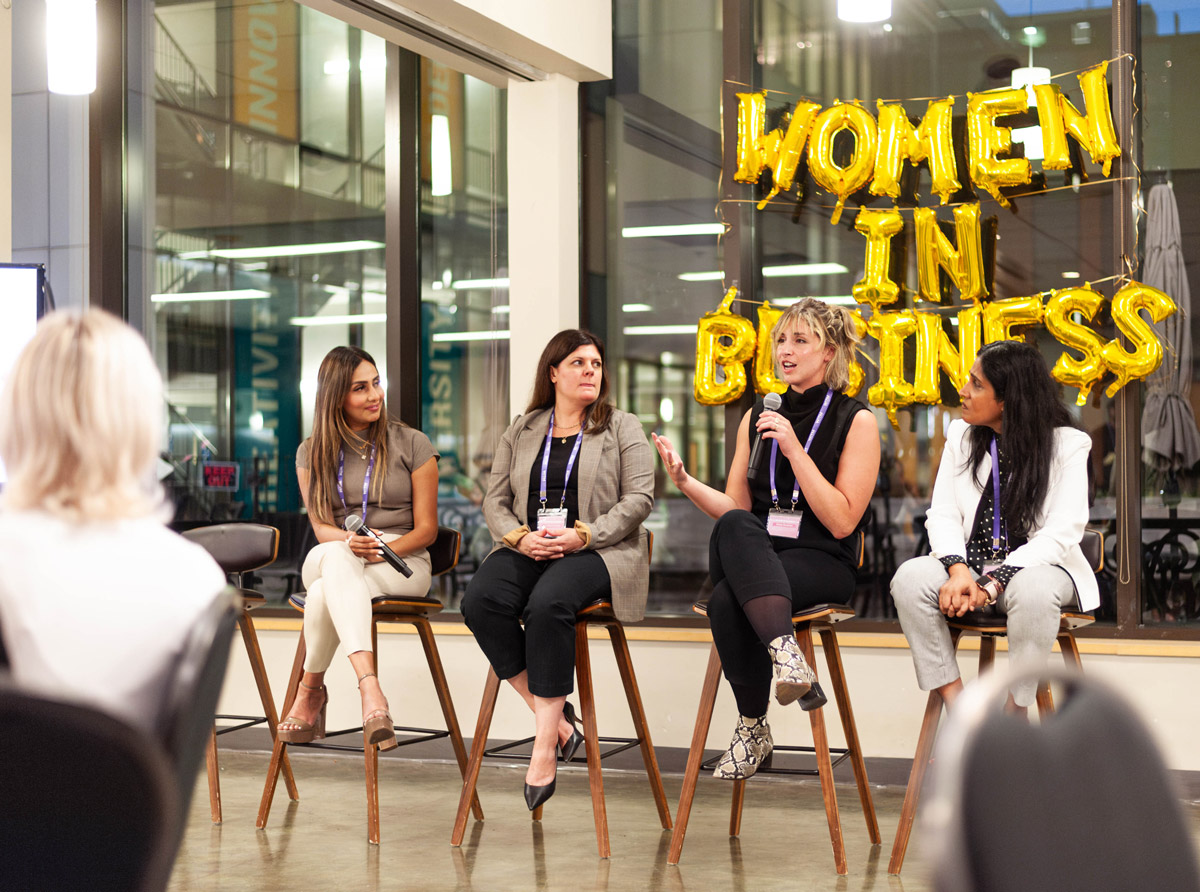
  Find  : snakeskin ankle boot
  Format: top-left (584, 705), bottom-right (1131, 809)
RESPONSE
top-left (712, 715), bottom-right (773, 780)
top-left (767, 633), bottom-right (827, 711)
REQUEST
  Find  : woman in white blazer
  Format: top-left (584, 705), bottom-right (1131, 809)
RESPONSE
top-left (891, 339), bottom-right (1095, 712)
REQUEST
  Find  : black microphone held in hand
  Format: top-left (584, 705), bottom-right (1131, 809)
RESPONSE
top-left (746, 391), bottom-right (783, 481)
top-left (345, 514), bottom-right (413, 577)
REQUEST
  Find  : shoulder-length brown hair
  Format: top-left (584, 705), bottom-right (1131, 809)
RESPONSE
top-left (524, 329), bottom-right (615, 434)
top-left (306, 346), bottom-right (394, 525)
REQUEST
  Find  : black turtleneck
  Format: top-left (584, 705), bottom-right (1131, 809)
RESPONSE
top-left (747, 384), bottom-right (868, 561)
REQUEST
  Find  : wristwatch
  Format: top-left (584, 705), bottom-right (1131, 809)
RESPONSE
top-left (976, 574), bottom-right (1003, 605)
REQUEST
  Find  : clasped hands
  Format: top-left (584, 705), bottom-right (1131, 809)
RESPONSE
top-left (518, 527), bottom-right (584, 561)
top-left (939, 565), bottom-right (989, 617)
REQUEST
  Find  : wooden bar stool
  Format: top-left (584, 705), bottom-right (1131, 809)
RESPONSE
top-left (256, 526), bottom-right (482, 844)
top-left (450, 534), bottom-right (673, 859)
top-left (181, 522), bottom-right (298, 825)
top-left (887, 610), bottom-right (1096, 874)
top-left (888, 529), bottom-right (1104, 875)
top-left (667, 602), bottom-right (880, 875)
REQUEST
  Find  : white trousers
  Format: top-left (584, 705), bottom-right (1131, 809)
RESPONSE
top-left (891, 555), bottom-right (1078, 707)
top-left (300, 539), bottom-right (432, 673)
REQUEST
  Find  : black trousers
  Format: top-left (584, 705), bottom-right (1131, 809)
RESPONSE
top-left (461, 548), bottom-right (611, 698)
top-left (708, 510), bottom-right (856, 696)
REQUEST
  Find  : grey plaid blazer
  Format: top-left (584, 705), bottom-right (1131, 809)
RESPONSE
top-left (481, 407), bottom-right (654, 622)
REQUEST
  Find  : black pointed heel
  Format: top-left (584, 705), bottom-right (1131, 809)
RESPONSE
top-left (558, 701), bottom-right (585, 762)
top-left (798, 682), bottom-right (828, 712)
top-left (524, 776), bottom-right (557, 811)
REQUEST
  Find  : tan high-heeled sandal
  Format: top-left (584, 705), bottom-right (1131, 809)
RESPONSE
top-left (357, 672), bottom-right (398, 751)
top-left (277, 681), bottom-right (327, 744)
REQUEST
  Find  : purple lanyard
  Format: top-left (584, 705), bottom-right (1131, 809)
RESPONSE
top-left (769, 390), bottom-right (833, 509)
top-left (337, 443), bottom-right (376, 524)
top-left (990, 435), bottom-right (1002, 552)
top-left (539, 409), bottom-right (584, 509)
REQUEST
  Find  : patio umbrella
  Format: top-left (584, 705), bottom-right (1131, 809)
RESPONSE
top-left (1141, 183), bottom-right (1200, 472)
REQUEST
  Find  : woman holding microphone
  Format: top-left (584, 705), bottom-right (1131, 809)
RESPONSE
top-left (461, 330), bottom-right (653, 810)
top-left (654, 299), bottom-right (880, 780)
top-left (277, 346), bottom-right (438, 751)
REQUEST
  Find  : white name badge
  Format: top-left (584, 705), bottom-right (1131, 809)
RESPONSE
top-left (982, 562), bottom-right (1002, 576)
top-left (536, 508), bottom-right (569, 531)
top-left (766, 509), bottom-right (802, 539)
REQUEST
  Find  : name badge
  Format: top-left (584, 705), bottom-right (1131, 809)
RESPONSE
top-left (766, 508), bottom-right (802, 539)
top-left (537, 508), bottom-right (569, 531)
top-left (982, 562), bottom-right (1002, 576)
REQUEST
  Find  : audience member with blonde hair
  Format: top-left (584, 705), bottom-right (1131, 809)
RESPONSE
top-left (0, 310), bottom-right (227, 733)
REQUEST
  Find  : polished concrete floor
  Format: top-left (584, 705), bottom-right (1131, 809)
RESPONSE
top-left (168, 750), bottom-right (1200, 892)
top-left (169, 749), bottom-right (927, 892)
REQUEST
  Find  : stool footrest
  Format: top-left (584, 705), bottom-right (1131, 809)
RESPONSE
top-left (286, 725), bottom-right (451, 753)
top-left (214, 714), bottom-right (270, 736)
top-left (482, 735), bottom-right (643, 764)
top-left (700, 744), bottom-right (853, 777)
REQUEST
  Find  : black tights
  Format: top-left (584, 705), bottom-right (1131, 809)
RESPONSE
top-left (708, 510), bottom-right (856, 718)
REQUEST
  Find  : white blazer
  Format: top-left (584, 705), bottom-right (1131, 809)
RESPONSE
top-left (925, 419), bottom-right (1098, 612)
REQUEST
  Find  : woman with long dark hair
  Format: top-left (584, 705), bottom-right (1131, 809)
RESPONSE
top-left (891, 339), bottom-right (1096, 711)
top-left (461, 329), bottom-right (653, 810)
top-left (654, 299), bottom-right (881, 780)
top-left (277, 346), bottom-right (439, 750)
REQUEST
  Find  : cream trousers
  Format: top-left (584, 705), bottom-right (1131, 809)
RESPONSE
top-left (300, 539), bottom-right (432, 673)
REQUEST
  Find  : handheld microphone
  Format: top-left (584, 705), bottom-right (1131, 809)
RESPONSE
top-left (746, 392), bottom-right (783, 481)
top-left (345, 514), bottom-right (413, 578)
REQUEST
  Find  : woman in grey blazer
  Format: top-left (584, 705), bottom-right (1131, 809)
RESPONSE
top-left (461, 329), bottom-right (653, 811)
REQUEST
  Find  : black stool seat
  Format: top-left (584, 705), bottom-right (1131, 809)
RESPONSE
top-left (289, 592), bottom-right (446, 616)
top-left (947, 609), bottom-right (1095, 633)
top-left (693, 601), bottom-right (856, 624)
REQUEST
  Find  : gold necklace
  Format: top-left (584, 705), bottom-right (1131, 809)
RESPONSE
top-left (554, 421), bottom-right (582, 444)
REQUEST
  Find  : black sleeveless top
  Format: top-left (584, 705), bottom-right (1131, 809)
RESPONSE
top-left (748, 384), bottom-right (870, 566)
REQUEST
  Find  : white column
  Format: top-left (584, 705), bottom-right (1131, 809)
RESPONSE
top-left (0, 1), bottom-right (11, 262)
top-left (506, 73), bottom-right (579, 415)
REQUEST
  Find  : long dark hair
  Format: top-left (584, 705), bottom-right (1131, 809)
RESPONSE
top-left (965, 340), bottom-right (1075, 536)
top-left (307, 345), bottom-right (392, 524)
top-left (525, 329), bottom-right (614, 434)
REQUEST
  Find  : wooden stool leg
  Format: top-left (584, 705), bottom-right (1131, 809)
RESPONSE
top-left (365, 736), bottom-right (380, 845)
top-left (1035, 682), bottom-right (1055, 718)
top-left (978, 634), bottom-right (997, 672)
top-left (414, 617), bottom-right (483, 820)
top-left (576, 622), bottom-right (610, 859)
top-left (1059, 630), bottom-right (1083, 668)
top-left (605, 621), bottom-right (672, 829)
top-left (239, 610), bottom-right (298, 801)
top-left (451, 669), bottom-right (501, 846)
top-left (796, 627), bottom-right (846, 875)
top-left (889, 626), bottom-right (961, 875)
top-left (257, 630), bottom-right (307, 829)
top-left (818, 626), bottom-right (880, 844)
top-left (729, 779), bottom-right (745, 837)
top-left (667, 643), bottom-right (723, 865)
top-left (206, 725), bottom-right (222, 824)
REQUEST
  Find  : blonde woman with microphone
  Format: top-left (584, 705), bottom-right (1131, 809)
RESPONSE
top-left (653, 299), bottom-right (880, 780)
top-left (279, 346), bottom-right (438, 750)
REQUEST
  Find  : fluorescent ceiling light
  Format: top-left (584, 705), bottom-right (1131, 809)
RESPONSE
top-left (431, 114), bottom-right (452, 197)
top-left (46, 0), bottom-right (97, 95)
top-left (151, 289), bottom-right (271, 304)
top-left (491, 306), bottom-right (510, 315)
top-left (837, 0), bottom-right (891, 23)
top-left (179, 240), bottom-right (385, 261)
top-left (289, 313), bottom-right (387, 327)
top-left (452, 277), bottom-right (509, 290)
top-left (1062, 271), bottom-right (1081, 279)
top-left (622, 303), bottom-right (653, 313)
top-left (773, 295), bottom-right (858, 307)
top-left (621, 224), bottom-right (725, 239)
top-left (678, 262), bottom-right (848, 283)
top-left (431, 330), bottom-right (511, 342)
top-left (623, 324), bottom-right (699, 336)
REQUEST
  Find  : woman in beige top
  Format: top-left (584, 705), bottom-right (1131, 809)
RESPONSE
top-left (277, 346), bottom-right (438, 750)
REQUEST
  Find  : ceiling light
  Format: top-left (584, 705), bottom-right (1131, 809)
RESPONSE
top-left (431, 330), bottom-right (511, 342)
top-left (621, 224), bottom-right (725, 238)
top-left (289, 313), bottom-right (387, 327)
top-left (179, 240), bottom-right (385, 261)
top-left (151, 289), bottom-right (271, 303)
top-left (451, 277), bottom-right (510, 290)
top-left (837, 0), bottom-right (891, 24)
top-left (46, 0), bottom-right (97, 95)
top-left (1062, 271), bottom-right (1081, 279)
top-left (623, 324), bottom-right (699, 336)
top-left (772, 295), bottom-right (858, 306)
top-left (763, 263), bottom-right (849, 277)
top-left (622, 303), bottom-right (653, 313)
top-left (431, 114), bottom-right (452, 197)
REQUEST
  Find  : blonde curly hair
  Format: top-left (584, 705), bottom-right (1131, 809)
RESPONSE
top-left (771, 298), bottom-right (862, 391)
